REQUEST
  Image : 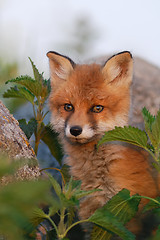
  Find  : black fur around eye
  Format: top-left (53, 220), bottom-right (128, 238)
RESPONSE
top-left (91, 105), bottom-right (104, 113)
top-left (64, 103), bottom-right (74, 112)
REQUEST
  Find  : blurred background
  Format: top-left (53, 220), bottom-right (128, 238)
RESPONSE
top-left (0, 0), bottom-right (160, 167)
top-left (1, 0), bottom-right (160, 76)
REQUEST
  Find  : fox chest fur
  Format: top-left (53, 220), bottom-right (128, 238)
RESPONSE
top-left (47, 51), bottom-right (160, 220)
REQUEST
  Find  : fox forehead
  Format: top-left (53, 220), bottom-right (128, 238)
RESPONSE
top-left (51, 64), bottom-right (114, 105)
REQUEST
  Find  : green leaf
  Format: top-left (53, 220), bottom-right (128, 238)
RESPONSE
top-left (5, 75), bottom-right (42, 97)
top-left (28, 57), bottom-right (43, 83)
top-left (143, 197), bottom-right (160, 213)
top-left (0, 175), bottom-right (51, 240)
top-left (75, 189), bottom-right (102, 200)
top-left (67, 206), bottom-right (76, 227)
top-left (41, 125), bottom-right (63, 165)
top-left (64, 178), bottom-right (81, 194)
top-left (152, 110), bottom-right (160, 148)
top-left (142, 108), bottom-right (157, 148)
top-left (18, 118), bottom-right (37, 139)
top-left (104, 189), bottom-right (140, 224)
top-left (31, 208), bottom-right (48, 226)
top-left (89, 208), bottom-right (135, 240)
top-left (98, 126), bottom-right (148, 150)
top-left (46, 172), bottom-right (62, 197)
top-left (91, 225), bottom-right (112, 240)
top-left (3, 86), bottom-right (35, 104)
top-left (29, 58), bottom-right (50, 99)
top-left (142, 107), bottom-right (155, 132)
top-left (89, 189), bottom-right (140, 240)
top-left (48, 200), bottom-right (61, 217)
top-left (60, 164), bottom-right (71, 184)
top-left (60, 192), bottom-right (79, 208)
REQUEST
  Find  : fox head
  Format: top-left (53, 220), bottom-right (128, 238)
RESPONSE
top-left (47, 51), bottom-right (133, 144)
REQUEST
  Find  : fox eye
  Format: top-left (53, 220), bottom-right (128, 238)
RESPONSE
top-left (91, 105), bottom-right (104, 113)
top-left (64, 103), bottom-right (74, 112)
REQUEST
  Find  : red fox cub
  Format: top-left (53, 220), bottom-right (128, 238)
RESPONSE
top-left (47, 51), bottom-right (159, 222)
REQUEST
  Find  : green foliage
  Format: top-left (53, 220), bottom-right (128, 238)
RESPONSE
top-left (98, 126), bottom-right (148, 149)
top-left (31, 171), bottom-right (102, 239)
top-left (89, 189), bottom-right (140, 240)
top-left (98, 108), bottom-right (160, 239)
top-left (3, 86), bottom-right (35, 104)
top-left (18, 118), bottom-right (37, 139)
top-left (2, 59), bottom-right (160, 239)
top-left (142, 107), bottom-right (160, 158)
top-left (143, 197), bottom-right (160, 213)
top-left (99, 108), bottom-right (160, 165)
top-left (0, 156), bottom-right (51, 240)
top-left (1, 156), bottom-right (160, 240)
top-left (31, 172), bottom-right (141, 240)
top-left (40, 124), bottom-right (63, 164)
top-left (3, 58), bottom-right (63, 164)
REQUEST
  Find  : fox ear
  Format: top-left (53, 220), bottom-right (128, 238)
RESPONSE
top-left (47, 51), bottom-right (75, 89)
top-left (102, 51), bottom-right (133, 86)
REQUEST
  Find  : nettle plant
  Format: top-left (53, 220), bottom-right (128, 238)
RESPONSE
top-left (3, 58), bottom-right (63, 163)
top-left (2, 58), bottom-right (160, 240)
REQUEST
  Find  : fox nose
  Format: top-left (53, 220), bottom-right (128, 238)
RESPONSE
top-left (70, 126), bottom-right (82, 137)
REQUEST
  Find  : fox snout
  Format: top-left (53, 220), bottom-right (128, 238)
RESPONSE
top-left (70, 125), bottom-right (82, 137)
top-left (65, 124), bottom-right (96, 143)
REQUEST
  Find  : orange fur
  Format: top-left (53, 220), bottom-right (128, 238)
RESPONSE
top-left (47, 51), bottom-right (160, 227)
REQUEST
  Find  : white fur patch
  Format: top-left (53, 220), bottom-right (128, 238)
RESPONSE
top-left (97, 116), bottom-right (128, 134)
top-left (50, 115), bottom-right (65, 133)
top-left (65, 124), bottom-right (95, 139)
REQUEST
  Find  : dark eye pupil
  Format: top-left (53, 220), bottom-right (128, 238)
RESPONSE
top-left (64, 104), bottom-right (73, 111)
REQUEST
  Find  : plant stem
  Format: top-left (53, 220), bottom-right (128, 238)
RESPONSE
top-left (34, 97), bottom-right (44, 155)
top-left (62, 219), bottom-right (89, 238)
top-left (40, 167), bottom-right (66, 185)
top-left (58, 207), bottom-right (66, 236)
top-left (131, 195), bottom-right (160, 205)
top-left (47, 216), bottom-right (59, 236)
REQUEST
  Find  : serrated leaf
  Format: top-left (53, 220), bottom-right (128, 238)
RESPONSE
top-left (29, 58), bottom-right (50, 99)
top-left (5, 75), bottom-right (42, 97)
top-left (67, 206), bottom-right (76, 227)
top-left (31, 208), bottom-right (48, 226)
top-left (89, 208), bottom-right (135, 240)
top-left (152, 110), bottom-right (160, 148)
top-left (3, 86), bottom-right (35, 104)
top-left (29, 57), bottom-right (43, 83)
top-left (75, 189), bottom-right (102, 200)
top-left (18, 118), bottom-right (37, 139)
top-left (89, 189), bottom-right (140, 240)
top-left (64, 177), bottom-right (81, 193)
top-left (60, 192), bottom-right (79, 208)
top-left (41, 125), bottom-right (63, 165)
top-left (142, 107), bottom-right (155, 131)
top-left (91, 225), bottom-right (112, 240)
top-left (142, 108), bottom-right (157, 148)
top-left (98, 126), bottom-right (148, 150)
top-left (104, 189), bottom-right (140, 224)
top-left (48, 200), bottom-right (61, 217)
top-left (46, 172), bottom-right (62, 197)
